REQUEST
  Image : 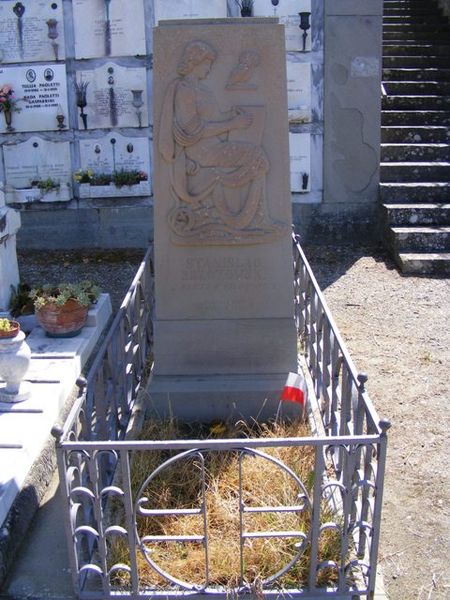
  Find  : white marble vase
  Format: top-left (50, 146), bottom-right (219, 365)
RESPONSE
top-left (0, 331), bottom-right (31, 403)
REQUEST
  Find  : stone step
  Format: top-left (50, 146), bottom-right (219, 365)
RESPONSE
top-left (383, 81), bottom-right (450, 95)
top-left (382, 110), bottom-right (450, 125)
top-left (383, 44), bottom-right (450, 56)
top-left (380, 182), bottom-right (450, 202)
top-left (384, 0), bottom-right (439, 5)
top-left (396, 252), bottom-right (450, 274)
top-left (381, 126), bottom-right (450, 143)
top-left (380, 161), bottom-right (450, 182)
top-left (382, 203), bottom-right (450, 225)
top-left (383, 68), bottom-right (450, 82)
top-left (387, 225), bottom-right (450, 252)
top-left (383, 20), bottom-right (450, 28)
top-left (384, 0), bottom-right (440, 5)
top-left (382, 95), bottom-right (450, 110)
top-left (381, 143), bottom-right (450, 161)
top-left (383, 16), bottom-right (446, 25)
top-left (384, 4), bottom-right (442, 11)
top-left (383, 7), bottom-right (442, 16)
top-left (383, 31), bottom-right (450, 41)
top-left (383, 55), bottom-right (450, 68)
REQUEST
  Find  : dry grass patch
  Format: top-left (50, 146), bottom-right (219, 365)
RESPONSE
top-left (108, 418), bottom-right (341, 591)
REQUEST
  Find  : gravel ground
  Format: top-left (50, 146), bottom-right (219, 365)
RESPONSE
top-left (16, 243), bottom-right (450, 600)
top-left (304, 243), bottom-right (450, 600)
top-left (17, 248), bottom-right (145, 313)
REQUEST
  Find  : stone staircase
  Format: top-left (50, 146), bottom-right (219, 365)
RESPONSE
top-left (381, 0), bottom-right (450, 274)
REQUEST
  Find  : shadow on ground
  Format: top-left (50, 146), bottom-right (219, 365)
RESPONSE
top-left (301, 242), bottom-right (396, 291)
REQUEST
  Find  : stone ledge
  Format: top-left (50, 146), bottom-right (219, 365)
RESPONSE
top-left (0, 294), bottom-right (112, 535)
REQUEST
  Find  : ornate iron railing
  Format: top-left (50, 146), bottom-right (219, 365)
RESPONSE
top-left (53, 237), bottom-right (389, 600)
top-left (80, 245), bottom-right (154, 442)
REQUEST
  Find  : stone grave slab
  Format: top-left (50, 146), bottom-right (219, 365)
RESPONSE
top-left (78, 132), bottom-right (152, 197)
top-left (287, 60), bottom-right (311, 123)
top-left (154, 0), bottom-right (227, 22)
top-left (150, 18), bottom-right (298, 420)
top-left (0, 1), bottom-right (65, 63)
top-left (253, 0), bottom-right (312, 52)
top-left (0, 207), bottom-right (20, 310)
top-left (289, 132), bottom-right (311, 192)
top-left (3, 136), bottom-right (72, 203)
top-left (0, 64), bottom-right (68, 133)
top-left (74, 63), bottom-right (148, 129)
top-left (72, 0), bottom-right (146, 59)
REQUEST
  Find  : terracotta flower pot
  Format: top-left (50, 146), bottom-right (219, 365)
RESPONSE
top-left (36, 299), bottom-right (89, 337)
top-left (0, 320), bottom-right (20, 339)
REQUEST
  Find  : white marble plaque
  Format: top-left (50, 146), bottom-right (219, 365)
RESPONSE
top-left (286, 60), bottom-right (311, 123)
top-left (0, 64), bottom-right (68, 132)
top-left (154, 0), bottom-right (227, 22)
top-left (75, 64), bottom-right (148, 130)
top-left (79, 132), bottom-right (150, 175)
top-left (3, 136), bottom-right (72, 202)
top-left (72, 0), bottom-right (146, 59)
top-left (289, 133), bottom-right (310, 192)
top-left (253, 0), bottom-right (311, 52)
top-left (78, 133), bottom-right (151, 197)
top-left (0, 1), bottom-right (65, 64)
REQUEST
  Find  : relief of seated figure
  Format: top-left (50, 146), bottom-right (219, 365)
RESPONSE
top-left (158, 39), bottom-right (289, 245)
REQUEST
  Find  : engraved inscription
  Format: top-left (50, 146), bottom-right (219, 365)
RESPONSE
top-left (159, 40), bottom-right (289, 246)
top-left (181, 257), bottom-right (266, 293)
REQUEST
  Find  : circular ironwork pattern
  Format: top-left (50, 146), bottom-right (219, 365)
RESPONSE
top-left (133, 447), bottom-right (312, 591)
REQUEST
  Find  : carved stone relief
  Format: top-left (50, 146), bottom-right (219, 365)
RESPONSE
top-left (158, 40), bottom-right (289, 246)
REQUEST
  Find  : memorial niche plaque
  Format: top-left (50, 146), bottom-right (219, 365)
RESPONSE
top-left (253, 0), bottom-right (312, 52)
top-left (3, 136), bottom-right (72, 203)
top-left (72, 0), bottom-right (146, 59)
top-left (154, 0), bottom-right (227, 23)
top-left (287, 60), bottom-right (311, 124)
top-left (78, 132), bottom-right (151, 197)
top-left (151, 20), bottom-right (298, 421)
top-left (75, 63), bottom-right (148, 129)
top-left (0, 1), bottom-right (65, 64)
top-left (0, 64), bottom-right (68, 132)
top-left (289, 133), bottom-right (311, 193)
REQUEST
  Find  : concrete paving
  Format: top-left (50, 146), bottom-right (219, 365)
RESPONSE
top-left (1, 472), bottom-right (75, 600)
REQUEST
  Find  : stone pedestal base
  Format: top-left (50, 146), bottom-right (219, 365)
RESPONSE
top-left (146, 373), bottom-right (302, 423)
top-left (0, 380), bottom-right (31, 403)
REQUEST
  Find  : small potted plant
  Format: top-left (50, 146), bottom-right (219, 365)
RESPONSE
top-left (0, 317), bottom-right (20, 339)
top-left (74, 168), bottom-right (150, 198)
top-left (30, 280), bottom-right (100, 337)
top-left (30, 176), bottom-right (71, 203)
top-left (9, 283), bottom-right (37, 333)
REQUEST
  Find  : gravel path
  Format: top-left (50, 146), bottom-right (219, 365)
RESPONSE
top-left (16, 244), bottom-right (450, 599)
top-left (304, 243), bottom-right (450, 600)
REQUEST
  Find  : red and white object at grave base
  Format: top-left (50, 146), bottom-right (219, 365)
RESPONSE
top-left (280, 372), bottom-right (306, 405)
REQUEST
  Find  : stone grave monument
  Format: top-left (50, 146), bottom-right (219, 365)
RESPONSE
top-left (0, 188), bottom-right (20, 312)
top-left (150, 18), bottom-right (298, 421)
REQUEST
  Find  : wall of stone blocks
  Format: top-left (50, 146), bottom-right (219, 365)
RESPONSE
top-left (0, 0), bottom-right (382, 249)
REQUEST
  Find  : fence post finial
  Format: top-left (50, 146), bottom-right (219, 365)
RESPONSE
top-left (357, 372), bottom-right (368, 392)
top-left (51, 424), bottom-right (64, 443)
top-left (379, 418), bottom-right (391, 435)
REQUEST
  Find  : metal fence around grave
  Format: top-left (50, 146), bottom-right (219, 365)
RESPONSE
top-left (53, 235), bottom-right (389, 600)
